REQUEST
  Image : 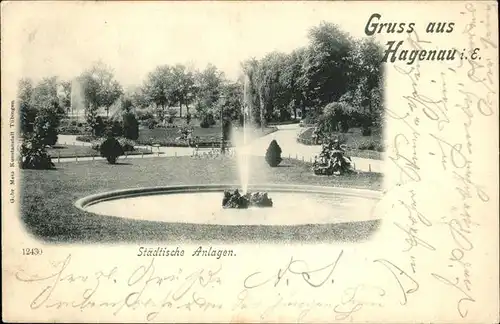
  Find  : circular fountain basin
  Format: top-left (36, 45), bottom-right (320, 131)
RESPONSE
top-left (76, 185), bottom-right (382, 226)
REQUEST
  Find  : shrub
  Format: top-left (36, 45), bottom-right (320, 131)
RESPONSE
top-left (312, 139), bottom-right (353, 176)
top-left (33, 109), bottom-right (60, 146)
top-left (137, 110), bottom-right (155, 121)
top-left (76, 135), bottom-right (100, 143)
top-left (99, 137), bottom-right (124, 164)
top-left (91, 138), bottom-right (106, 151)
top-left (200, 113), bottom-right (215, 128)
top-left (302, 111), bottom-right (320, 125)
top-left (147, 119), bottom-right (158, 129)
top-left (94, 116), bottom-right (106, 137)
top-left (361, 126), bottom-right (372, 136)
top-left (70, 120), bottom-right (78, 126)
top-left (58, 125), bottom-right (88, 135)
top-left (122, 113), bottom-right (139, 140)
top-left (265, 140), bottom-right (282, 167)
top-left (20, 136), bottom-right (55, 170)
top-left (117, 137), bottom-right (135, 152)
top-left (107, 120), bottom-right (123, 137)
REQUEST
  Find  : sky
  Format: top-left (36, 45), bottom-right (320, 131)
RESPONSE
top-left (3, 1), bottom-right (378, 89)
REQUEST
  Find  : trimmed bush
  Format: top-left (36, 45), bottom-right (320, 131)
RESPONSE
top-left (265, 140), bottom-right (282, 167)
top-left (99, 137), bottom-right (124, 164)
top-left (91, 137), bottom-right (135, 152)
top-left (123, 113), bottom-right (139, 140)
top-left (95, 116), bottom-right (106, 137)
top-left (107, 120), bottom-right (123, 137)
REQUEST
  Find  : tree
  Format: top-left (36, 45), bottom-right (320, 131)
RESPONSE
top-left (79, 62), bottom-right (123, 134)
top-left (339, 38), bottom-right (384, 134)
top-left (241, 58), bottom-right (263, 127)
top-left (122, 112), bottom-right (139, 140)
top-left (216, 81), bottom-right (243, 123)
top-left (33, 106), bottom-right (60, 146)
top-left (194, 64), bottom-right (224, 118)
top-left (142, 65), bottom-right (176, 124)
top-left (30, 77), bottom-right (65, 145)
top-left (171, 64), bottom-right (195, 118)
top-left (280, 48), bottom-right (307, 119)
top-left (18, 78), bottom-right (36, 134)
top-left (58, 80), bottom-right (72, 114)
top-left (299, 22), bottom-right (354, 110)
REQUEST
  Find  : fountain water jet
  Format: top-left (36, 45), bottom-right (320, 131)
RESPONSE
top-left (70, 78), bottom-right (85, 122)
top-left (237, 73), bottom-right (254, 194)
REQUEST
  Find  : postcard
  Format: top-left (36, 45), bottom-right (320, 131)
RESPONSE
top-left (2, 1), bottom-right (498, 322)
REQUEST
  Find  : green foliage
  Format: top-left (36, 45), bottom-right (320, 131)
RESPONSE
top-left (222, 119), bottom-right (231, 141)
top-left (107, 120), bottom-right (123, 137)
top-left (194, 64), bottom-right (224, 117)
top-left (122, 113), bottom-right (139, 140)
top-left (94, 116), bottom-right (106, 137)
top-left (265, 140), bottom-right (282, 167)
top-left (317, 102), bottom-right (355, 136)
top-left (167, 108), bottom-right (177, 124)
top-left (18, 78), bottom-right (37, 134)
top-left (300, 23), bottom-right (354, 108)
top-left (79, 61), bottom-right (123, 129)
top-left (200, 113), bottom-right (215, 128)
top-left (147, 119), bottom-right (158, 129)
top-left (312, 139), bottom-right (353, 176)
top-left (117, 137), bottom-right (135, 152)
top-left (99, 137), bottom-right (124, 164)
top-left (33, 105), bottom-right (61, 146)
top-left (20, 135), bottom-right (55, 170)
top-left (121, 97), bottom-right (134, 113)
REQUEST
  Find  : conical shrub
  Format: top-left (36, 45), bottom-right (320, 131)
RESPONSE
top-left (265, 139), bottom-right (282, 167)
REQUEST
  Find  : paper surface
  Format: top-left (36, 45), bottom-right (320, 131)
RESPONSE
top-left (2, 1), bottom-right (499, 322)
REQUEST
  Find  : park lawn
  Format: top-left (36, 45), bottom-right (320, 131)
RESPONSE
top-left (21, 156), bottom-right (383, 244)
top-left (298, 127), bottom-right (385, 160)
top-left (47, 145), bottom-right (153, 158)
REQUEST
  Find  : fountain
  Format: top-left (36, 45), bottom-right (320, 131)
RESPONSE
top-left (70, 78), bottom-right (85, 122)
top-left (221, 72), bottom-right (274, 209)
top-left (222, 189), bottom-right (273, 209)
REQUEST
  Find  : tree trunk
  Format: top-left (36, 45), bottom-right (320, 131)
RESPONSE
top-left (179, 102), bottom-right (182, 118)
top-left (300, 98), bottom-right (306, 119)
top-left (259, 91), bottom-right (265, 131)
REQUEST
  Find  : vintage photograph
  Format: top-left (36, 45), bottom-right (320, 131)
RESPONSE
top-left (16, 6), bottom-right (385, 244)
top-left (3, 1), bottom-right (499, 323)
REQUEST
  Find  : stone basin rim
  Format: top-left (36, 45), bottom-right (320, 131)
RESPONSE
top-left (75, 184), bottom-right (382, 210)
